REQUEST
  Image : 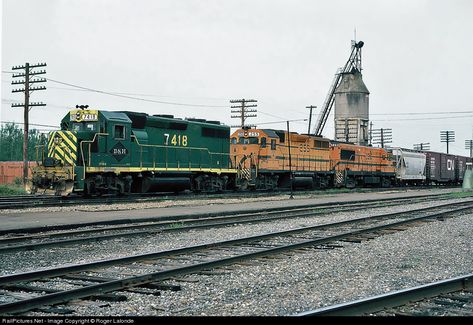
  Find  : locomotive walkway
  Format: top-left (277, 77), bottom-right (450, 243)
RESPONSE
top-left (0, 188), bottom-right (463, 233)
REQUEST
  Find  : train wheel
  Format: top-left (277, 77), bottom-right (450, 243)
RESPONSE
top-left (55, 180), bottom-right (74, 196)
top-left (346, 178), bottom-right (356, 189)
top-left (381, 178), bottom-right (391, 188)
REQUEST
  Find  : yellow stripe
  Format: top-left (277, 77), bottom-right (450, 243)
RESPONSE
top-left (65, 131), bottom-right (77, 143)
top-left (57, 133), bottom-right (77, 161)
top-left (86, 167), bottom-right (237, 174)
top-left (48, 131), bottom-right (56, 156)
top-left (48, 131), bottom-right (55, 148)
top-left (58, 132), bottom-right (77, 152)
top-left (55, 146), bottom-right (74, 165)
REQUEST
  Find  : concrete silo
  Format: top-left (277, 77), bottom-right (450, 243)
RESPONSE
top-left (312, 40), bottom-right (370, 145)
top-left (334, 70), bottom-right (370, 145)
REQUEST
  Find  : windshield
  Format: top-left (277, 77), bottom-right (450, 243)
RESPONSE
top-left (238, 137), bottom-right (258, 144)
top-left (72, 122), bottom-right (97, 132)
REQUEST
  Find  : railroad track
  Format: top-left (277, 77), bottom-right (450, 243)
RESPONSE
top-left (0, 187), bottom-right (461, 210)
top-left (0, 199), bottom-right (472, 315)
top-left (296, 274), bottom-right (473, 316)
top-left (0, 195), bottom-right (467, 253)
top-left (0, 192), bottom-right (465, 237)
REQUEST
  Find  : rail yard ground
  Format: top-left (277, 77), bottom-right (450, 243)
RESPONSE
top-left (0, 188), bottom-right (466, 230)
top-left (0, 188), bottom-right (472, 316)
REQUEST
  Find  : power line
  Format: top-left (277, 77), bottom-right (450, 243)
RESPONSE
top-left (370, 111), bottom-right (473, 115)
top-left (372, 115), bottom-right (473, 121)
top-left (3, 71), bottom-right (228, 108)
top-left (45, 77), bottom-right (229, 108)
top-left (256, 118), bottom-right (307, 126)
top-left (0, 121), bottom-right (59, 128)
top-left (258, 110), bottom-right (290, 120)
top-left (44, 84), bottom-right (229, 102)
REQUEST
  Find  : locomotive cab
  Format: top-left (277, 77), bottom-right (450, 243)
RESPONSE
top-left (29, 108), bottom-right (100, 195)
top-left (30, 108), bottom-right (134, 195)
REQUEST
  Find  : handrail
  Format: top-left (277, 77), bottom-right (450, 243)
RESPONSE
top-left (131, 135), bottom-right (231, 170)
top-left (34, 144), bottom-right (46, 164)
top-left (80, 133), bottom-right (109, 179)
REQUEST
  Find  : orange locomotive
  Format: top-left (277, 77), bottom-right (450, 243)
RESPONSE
top-left (230, 128), bottom-right (332, 190)
top-left (330, 142), bottom-right (395, 188)
top-left (230, 127), bottom-right (395, 190)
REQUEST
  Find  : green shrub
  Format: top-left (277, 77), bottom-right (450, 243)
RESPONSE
top-left (0, 184), bottom-right (26, 196)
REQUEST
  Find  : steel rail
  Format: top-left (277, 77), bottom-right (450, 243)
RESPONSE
top-left (1, 200), bottom-right (472, 281)
top-left (1, 197), bottom-right (471, 254)
top-left (0, 188), bottom-right (462, 211)
top-left (0, 192), bottom-right (462, 237)
top-left (295, 274), bottom-right (473, 316)
top-left (0, 203), bottom-right (472, 314)
top-left (0, 195), bottom-right (462, 252)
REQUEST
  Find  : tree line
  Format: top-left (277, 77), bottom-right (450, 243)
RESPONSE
top-left (0, 123), bottom-right (48, 161)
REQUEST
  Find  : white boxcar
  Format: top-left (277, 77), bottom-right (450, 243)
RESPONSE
top-left (390, 148), bottom-right (426, 183)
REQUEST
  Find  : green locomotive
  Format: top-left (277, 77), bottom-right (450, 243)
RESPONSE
top-left (31, 107), bottom-right (236, 195)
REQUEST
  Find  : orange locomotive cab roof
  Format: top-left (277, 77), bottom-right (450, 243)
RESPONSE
top-left (231, 128), bottom-right (278, 138)
top-left (231, 128), bottom-right (330, 142)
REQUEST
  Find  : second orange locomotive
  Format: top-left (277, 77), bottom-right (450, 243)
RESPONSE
top-left (230, 127), bottom-right (395, 190)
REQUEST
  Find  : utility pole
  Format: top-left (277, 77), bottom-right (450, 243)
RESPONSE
top-left (440, 131), bottom-right (455, 154)
top-left (306, 105), bottom-right (317, 134)
top-left (413, 143), bottom-right (430, 151)
top-left (369, 121), bottom-right (373, 146)
top-left (465, 139), bottom-right (473, 158)
top-left (287, 120), bottom-right (294, 199)
top-left (230, 99), bottom-right (257, 128)
top-left (371, 128), bottom-right (392, 148)
top-left (11, 62), bottom-right (47, 185)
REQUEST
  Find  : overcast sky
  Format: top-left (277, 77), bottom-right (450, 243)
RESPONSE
top-left (2, 0), bottom-right (472, 155)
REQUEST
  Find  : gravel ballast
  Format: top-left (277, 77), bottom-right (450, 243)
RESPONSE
top-left (2, 197), bottom-right (468, 316)
top-left (56, 212), bottom-right (471, 316)
top-left (0, 197), bottom-right (469, 275)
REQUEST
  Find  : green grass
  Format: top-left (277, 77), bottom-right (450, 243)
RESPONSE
top-left (445, 191), bottom-right (473, 199)
top-left (0, 184), bottom-right (26, 196)
top-left (168, 222), bottom-right (185, 229)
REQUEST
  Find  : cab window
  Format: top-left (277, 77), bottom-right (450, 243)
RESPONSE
top-left (271, 139), bottom-right (276, 150)
top-left (114, 125), bottom-right (125, 140)
top-left (72, 123), bottom-right (81, 132)
top-left (261, 137), bottom-right (267, 148)
top-left (238, 137), bottom-right (258, 144)
top-left (71, 122), bottom-right (96, 132)
top-left (231, 137), bottom-right (237, 144)
top-left (341, 149), bottom-right (355, 161)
